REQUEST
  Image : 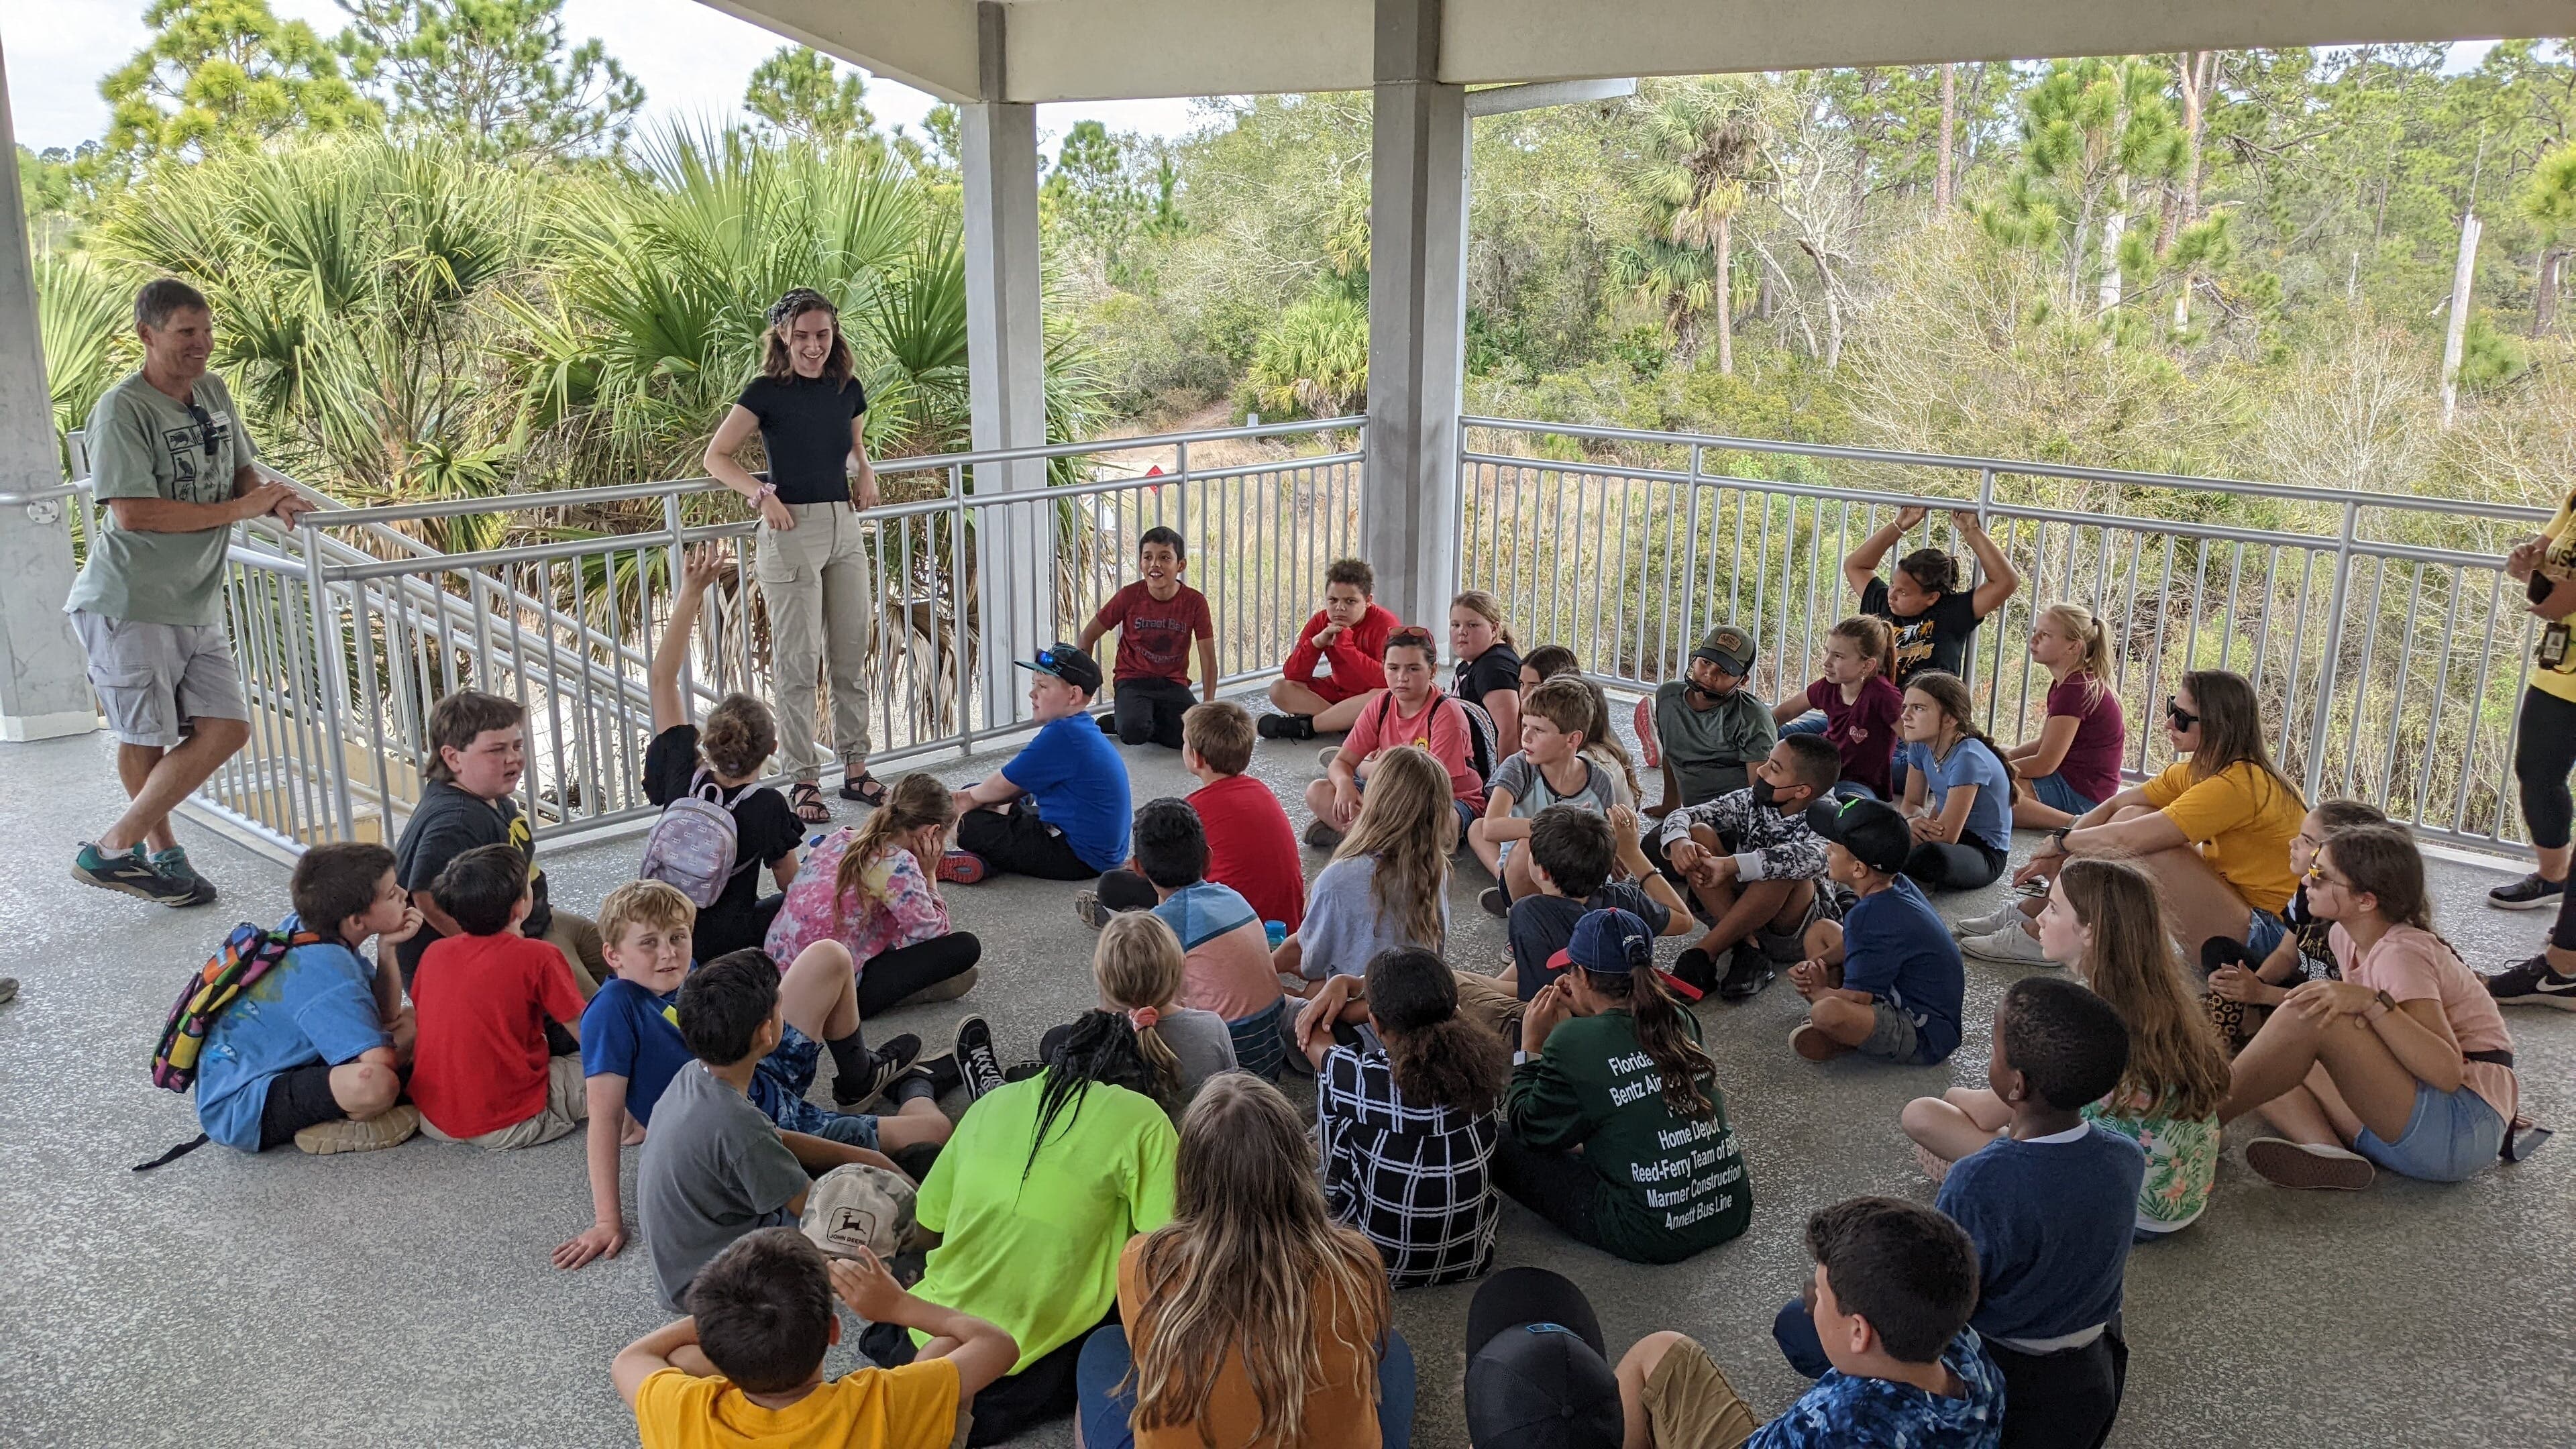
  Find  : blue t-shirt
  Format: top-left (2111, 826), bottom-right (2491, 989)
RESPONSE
top-left (1898, 737), bottom-right (2013, 855)
top-left (1002, 714), bottom-right (1133, 871)
top-left (1750, 1329), bottom-right (2004, 1449)
top-left (1153, 879), bottom-right (1260, 951)
top-left (193, 915), bottom-right (390, 1152)
top-left (580, 977), bottom-right (695, 1126)
top-left (1936, 1124), bottom-right (2145, 1344)
top-left (1839, 877), bottom-right (1965, 1063)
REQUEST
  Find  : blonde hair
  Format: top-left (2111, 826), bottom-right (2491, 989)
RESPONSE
top-left (2039, 603), bottom-right (2112, 704)
top-left (1830, 615), bottom-right (1894, 676)
top-left (1095, 912), bottom-right (1188, 1100)
top-left (599, 879), bottom-right (696, 949)
top-left (833, 774), bottom-right (957, 928)
top-left (1450, 589), bottom-right (1517, 649)
top-left (1333, 746), bottom-right (1453, 952)
top-left (1127, 1075), bottom-right (1392, 1444)
top-left (2059, 860), bottom-right (2231, 1120)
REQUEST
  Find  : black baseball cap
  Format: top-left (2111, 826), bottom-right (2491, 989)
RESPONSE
top-left (1016, 641), bottom-right (1102, 694)
top-left (1464, 1268), bottom-right (1622, 1449)
top-left (1806, 796), bottom-right (1912, 877)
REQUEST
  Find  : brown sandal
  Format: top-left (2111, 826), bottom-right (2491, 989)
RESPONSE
top-left (791, 782), bottom-right (831, 824)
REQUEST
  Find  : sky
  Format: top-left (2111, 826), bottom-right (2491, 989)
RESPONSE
top-left (3, 0), bottom-right (1210, 158)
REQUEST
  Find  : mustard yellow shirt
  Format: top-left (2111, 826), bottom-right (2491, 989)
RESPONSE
top-left (633, 1361), bottom-right (960, 1449)
top-left (2532, 488), bottom-right (2576, 704)
top-left (2139, 759), bottom-right (2306, 915)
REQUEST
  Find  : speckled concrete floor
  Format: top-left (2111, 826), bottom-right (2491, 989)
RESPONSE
top-left (3, 716), bottom-right (2569, 1449)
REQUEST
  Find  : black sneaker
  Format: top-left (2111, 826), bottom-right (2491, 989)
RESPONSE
top-left (72, 843), bottom-right (201, 906)
top-left (953, 1015), bottom-right (1008, 1100)
top-left (1258, 712), bottom-right (1315, 741)
top-left (1479, 887), bottom-right (1510, 918)
top-left (1669, 946), bottom-right (1719, 995)
top-left (1718, 943), bottom-right (1778, 1002)
top-left (2488, 873), bottom-right (2567, 911)
top-left (832, 1033), bottom-right (922, 1110)
top-left (1095, 712), bottom-right (1119, 736)
top-left (2483, 955), bottom-right (2576, 1010)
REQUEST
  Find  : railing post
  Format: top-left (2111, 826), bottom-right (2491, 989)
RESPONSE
top-left (951, 465), bottom-right (975, 751)
top-left (2303, 500), bottom-right (2360, 802)
top-left (303, 524), bottom-right (359, 843)
top-left (1174, 438), bottom-right (1189, 541)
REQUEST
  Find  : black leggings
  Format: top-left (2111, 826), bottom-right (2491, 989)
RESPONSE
top-left (1903, 839), bottom-right (2008, 890)
top-left (1110, 677), bottom-right (1195, 749)
top-left (855, 932), bottom-right (983, 1018)
top-left (2515, 686), bottom-right (2576, 853)
top-left (1986, 1328), bottom-right (2128, 1449)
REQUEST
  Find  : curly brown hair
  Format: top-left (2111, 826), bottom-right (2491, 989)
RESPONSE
top-left (699, 693), bottom-right (778, 780)
top-left (1365, 947), bottom-right (1507, 1116)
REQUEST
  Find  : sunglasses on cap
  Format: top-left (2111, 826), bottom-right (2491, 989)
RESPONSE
top-left (2165, 696), bottom-right (2199, 731)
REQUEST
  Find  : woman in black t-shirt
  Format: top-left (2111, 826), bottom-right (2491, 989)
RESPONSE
top-left (1449, 588), bottom-right (1524, 747)
top-left (1840, 506), bottom-right (2019, 687)
top-left (702, 288), bottom-right (886, 824)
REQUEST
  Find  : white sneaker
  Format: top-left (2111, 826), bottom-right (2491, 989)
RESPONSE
top-left (1952, 898), bottom-right (2035, 940)
top-left (1961, 922), bottom-right (2053, 965)
top-left (1317, 745), bottom-right (1344, 772)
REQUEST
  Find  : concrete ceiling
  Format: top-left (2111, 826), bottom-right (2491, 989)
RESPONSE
top-left (693, 0), bottom-right (2573, 105)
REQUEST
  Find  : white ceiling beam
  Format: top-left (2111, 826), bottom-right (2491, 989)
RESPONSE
top-left (691, 0), bottom-right (982, 103)
top-left (1464, 76), bottom-right (1637, 117)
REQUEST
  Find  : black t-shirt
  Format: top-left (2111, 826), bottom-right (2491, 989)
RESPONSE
top-left (735, 374), bottom-right (867, 506)
top-left (644, 724), bottom-right (804, 961)
top-left (1504, 882), bottom-right (1672, 1002)
top-left (1454, 644), bottom-right (1524, 712)
top-left (1860, 575), bottom-right (1984, 686)
top-left (394, 780), bottom-right (551, 985)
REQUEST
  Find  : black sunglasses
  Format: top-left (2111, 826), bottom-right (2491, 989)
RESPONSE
top-left (184, 400), bottom-right (219, 459)
top-left (2165, 696), bottom-right (2199, 731)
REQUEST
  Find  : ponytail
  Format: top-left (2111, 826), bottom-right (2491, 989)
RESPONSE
top-left (1365, 947), bottom-right (1507, 1116)
top-left (1583, 965), bottom-right (1717, 1118)
top-left (1093, 914), bottom-right (1189, 1103)
top-left (2041, 603), bottom-right (2112, 706)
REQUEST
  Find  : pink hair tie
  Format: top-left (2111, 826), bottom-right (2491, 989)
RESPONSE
top-left (1127, 1006), bottom-right (1161, 1032)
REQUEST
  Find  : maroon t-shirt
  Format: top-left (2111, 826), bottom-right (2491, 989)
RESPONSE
top-left (1093, 580), bottom-right (1213, 684)
top-left (2046, 673), bottom-right (2127, 806)
top-left (1189, 772), bottom-right (1305, 932)
top-left (1809, 674), bottom-right (1904, 798)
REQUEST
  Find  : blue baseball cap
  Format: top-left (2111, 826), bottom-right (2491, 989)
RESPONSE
top-left (1545, 907), bottom-right (1654, 977)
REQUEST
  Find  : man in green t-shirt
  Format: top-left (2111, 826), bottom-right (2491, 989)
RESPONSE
top-left (64, 279), bottom-right (312, 906)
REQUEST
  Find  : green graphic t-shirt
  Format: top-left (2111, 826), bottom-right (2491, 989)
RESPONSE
top-left (65, 370), bottom-right (260, 627)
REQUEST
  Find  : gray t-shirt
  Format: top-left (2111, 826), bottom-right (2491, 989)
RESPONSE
top-left (1488, 751), bottom-right (1628, 818)
top-left (1155, 1007), bottom-right (1240, 1103)
top-left (1297, 854), bottom-right (1450, 983)
top-left (635, 1062), bottom-right (809, 1312)
top-left (1652, 680), bottom-right (1779, 806)
top-left (66, 371), bottom-right (261, 627)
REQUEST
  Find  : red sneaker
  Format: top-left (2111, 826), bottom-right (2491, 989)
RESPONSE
top-left (938, 849), bottom-right (989, 885)
top-left (1633, 695), bottom-right (1660, 769)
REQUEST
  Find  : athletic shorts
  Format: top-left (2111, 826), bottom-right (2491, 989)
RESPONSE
top-left (69, 610), bottom-right (248, 748)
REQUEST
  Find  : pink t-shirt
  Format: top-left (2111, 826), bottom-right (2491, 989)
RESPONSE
top-left (1342, 690), bottom-right (1485, 811)
top-left (2331, 923), bottom-right (2518, 1126)
top-left (1807, 674), bottom-right (1904, 798)
top-left (2045, 674), bottom-right (2127, 806)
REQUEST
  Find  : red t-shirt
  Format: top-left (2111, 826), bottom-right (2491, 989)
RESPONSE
top-left (1092, 581), bottom-right (1214, 684)
top-left (1191, 772), bottom-right (1306, 932)
top-left (1344, 690), bottom-right (1487, 811)
top-left (1807, 674), bottom-right (1904, 798)
top-left (2045, 673), bottom-right (2127, 806)
top-left (409, 932), bottom-right (586, 1138)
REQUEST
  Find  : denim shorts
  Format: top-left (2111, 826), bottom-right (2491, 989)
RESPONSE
top-left (2244, 906), bottom-right (2289, 962)
top-left (748, 1022), bottom-right (881, 1148)
top-left (2353, 1080), bottom-right (2507, 1183)
top-left (2025, 771), bottom-right (2100, 815)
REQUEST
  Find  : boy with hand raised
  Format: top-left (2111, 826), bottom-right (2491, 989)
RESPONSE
top-left (1079, 525), bottom-right (1218, 750)
top-left (1786, 799), bottom-right (1964, 1067)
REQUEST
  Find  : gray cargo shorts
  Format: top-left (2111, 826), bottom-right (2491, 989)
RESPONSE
top-left (68, 610), bottom-right (248, 748)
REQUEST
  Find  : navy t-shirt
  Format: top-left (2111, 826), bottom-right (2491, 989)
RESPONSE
top-left (579, 977), bottom-right (696, 1126)
top-left (1837, 875), bottom-right (1964, 1063)
top-left (1937, 1123), bottom-right (2145, 1343)
top-left (736, 373), bottom-right (867, 505)
top-left (1002, 714), bottom-right (1133, 871)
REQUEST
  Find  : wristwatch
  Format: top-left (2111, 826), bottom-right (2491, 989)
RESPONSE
top-left (2364, 989), bottom-right (2397, 1022)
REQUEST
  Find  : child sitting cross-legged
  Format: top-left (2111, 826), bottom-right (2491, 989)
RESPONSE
top-left (614, 1226), bottom-right (1017, 1449)
top-left (552, 882), bottom-right (946, 1271)
top-left (1904, 859), bottom-right (2229, 1241)
top-left (1079, 798), bottom-right (1289, 1079)
top-left (1788, 799), bottom-right (1966, 1068)
top-left (635, 951), bottom-right (931, 1314)
top-left (1656, 735), bottom-right (1845, 1003)
top-left (1774, 616), bottom-right (1904, 802)
top-left (1893, 672), bottom-right (2015, 893)
top-left (1090, 702), bottom-right (1307, 934)
top-left (1499, 804), bottom-right (1696, 1007)
top-left (408, 844), bottom-right (590, 1148)
top-left (767, 773), bottom-right (983, 1019)
top-left (180, 842), bottom-right (423, 1159)
top-left (1470, 676), bottom-right (1631, 915)
top-left (1263, 557), bottom-right (1398, 739)
top-left (1786, 977), bottom-right (2143, 1449)
top-left (1044, 913), bottom-right (1238, 1108)
top-left (1275, 745), bottom-right (1456, 1041)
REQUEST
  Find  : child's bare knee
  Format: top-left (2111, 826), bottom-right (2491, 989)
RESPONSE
top-left (791, 939), bottom-right (854, 979)
top-left (1803, 920), bottom-right (1841, 956)
top-left (1898, 1096), bottom-right (1949, 1142)
top-left (337, 1063), bottom-right (401, 1117)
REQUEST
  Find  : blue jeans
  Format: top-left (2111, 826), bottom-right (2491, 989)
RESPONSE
top-left (1782, 712), bottom-right (1829, 737)
top-left (1830, 780), bottom-right (1881, 802)
top-left (747, 1023), bottom-right (881, 1148)
top-left (1075, 1323), bottom-right (1415, 1449)
top-left (2025, 771), bottom-right (2100, 816)
top-left (2354, 1079), bottom-right (2508, 1182)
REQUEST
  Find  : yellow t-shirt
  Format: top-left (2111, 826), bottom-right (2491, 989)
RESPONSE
top-left (2140, 760), bottom-right (2306, 915)
top-left (633, 1362), bottom-right (960, 1449)
top-left (2532, 488), bottom-right (2576, 704)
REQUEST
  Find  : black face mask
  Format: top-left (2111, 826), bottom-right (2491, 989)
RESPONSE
top-left (1688, 678), bottom-right (1734, 702)
top-left (1750, 777), bottom-right (1778, 809)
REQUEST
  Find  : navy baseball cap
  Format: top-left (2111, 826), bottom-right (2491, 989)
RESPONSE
top-left (1464, 1268), bottom-right (1621, 1449)
top-left (1016, 641), bottom-right (1102, 694)
top-left (1806, 796), bottom-right (1912, 877)
top-left (1545, 907), bottom-right (1654, 977)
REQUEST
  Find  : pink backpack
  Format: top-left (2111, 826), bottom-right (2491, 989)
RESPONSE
top-left (638, 768), bottom-right (741, 908)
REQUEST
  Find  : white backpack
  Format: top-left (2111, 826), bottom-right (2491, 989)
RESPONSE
top-left (639, 768), bottom-right (741, 908)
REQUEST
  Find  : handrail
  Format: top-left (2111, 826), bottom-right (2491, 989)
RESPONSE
top-left (1463, 415), bottom-right (2554, 524)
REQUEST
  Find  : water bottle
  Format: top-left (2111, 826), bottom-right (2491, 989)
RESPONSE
top-left (1265, 920), bottom-right (1287, 949)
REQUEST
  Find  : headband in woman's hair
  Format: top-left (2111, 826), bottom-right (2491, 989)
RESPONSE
top-left (1127, 1005), bottom-right (1161, 1032)
top-left (768, 288), bottom-right (833, 327)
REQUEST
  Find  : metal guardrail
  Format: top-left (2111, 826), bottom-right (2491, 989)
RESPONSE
top-left (1458, 417), bottom-right (2550, 857)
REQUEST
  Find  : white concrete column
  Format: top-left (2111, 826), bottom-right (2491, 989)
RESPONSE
top-left (0, 39), bottom-right (97, 742)
top-left (1362, 0), bottom-right (1470, 632)
top-left (961, 2), bottom-right (1053, 729)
